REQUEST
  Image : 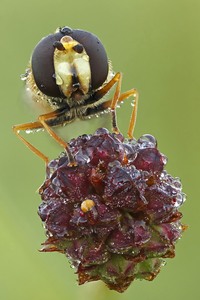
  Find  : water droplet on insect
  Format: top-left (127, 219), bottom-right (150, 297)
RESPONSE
top-left (25, 129), bottom-right (32, 134)
top-left (20, 73), bottom-right (27, 81)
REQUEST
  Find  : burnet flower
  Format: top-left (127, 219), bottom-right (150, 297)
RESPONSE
top-left (38, 128), bottom-right (186, 292)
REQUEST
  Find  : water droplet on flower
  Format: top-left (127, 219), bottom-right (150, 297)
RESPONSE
top-left (138, 134), bottom-right (157, 148)
top-left (175, 193), bottom-right (186, 207)
top-left (161, 154), bottom-right (168, 165)
top-left (76, 152), bottom-right (90, 164)
top-left (95, 128), bottom-right (110, 135)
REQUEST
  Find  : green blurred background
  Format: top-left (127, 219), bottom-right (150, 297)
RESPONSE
top-left (0, 0), bottom-right (199, 299)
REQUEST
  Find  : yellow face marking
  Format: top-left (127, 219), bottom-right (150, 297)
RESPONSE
top-left (53, 37), bottom-right (91, 98)
top-left (81, 199), bottom-right (95, 213)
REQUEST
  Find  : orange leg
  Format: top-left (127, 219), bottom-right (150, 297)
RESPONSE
top-left (115, 87), bottom-right (139, 138)
top-left (93, 72), bottom-right (122, 100)
top-left (13, 121), bottom-right (49, 163)
top-left (103, 73), bottom-right (139, 138)
top-left (13, 110), bottom-right (76, 166)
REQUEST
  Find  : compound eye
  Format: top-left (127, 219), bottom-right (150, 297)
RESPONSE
top-left (71, 30), bottom-right (109, 90)
top-left (31, 32), bottom-right (64, 97)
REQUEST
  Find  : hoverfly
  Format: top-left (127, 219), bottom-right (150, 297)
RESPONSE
top-left (13, 26), bottom-right (138, 165)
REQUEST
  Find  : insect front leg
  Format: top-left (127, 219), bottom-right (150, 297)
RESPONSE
top-left (92, 72), bottom-right (138, 138)
top-left (114, 87), bottom-right (138, 139)
top-left (83, 81), bottom-right (139, 138)
top-left (108, 73), bottom-right (139, 138)
top-left (91, 72), bottom-right (122, 133)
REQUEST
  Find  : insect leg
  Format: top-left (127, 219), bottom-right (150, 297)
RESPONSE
top-left (13, 121), bottom-right (49, 164)
top-left (92, 72), bottom-right (122, 133)
top-left (103, 87), bottom-right (139, 138)
top-left (92, 72), bottom-right (122, 101)
top-left (13, 110), bottom-right (76, 166)
top-left (93, 87), bottom-right (139, 138)
top-left (38, 112), bottom-right (76, 166)
top-left (114, 88), bottom-right (139, 138)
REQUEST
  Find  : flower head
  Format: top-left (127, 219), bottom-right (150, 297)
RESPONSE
top-left (38, 128), bottom-right (186, 292)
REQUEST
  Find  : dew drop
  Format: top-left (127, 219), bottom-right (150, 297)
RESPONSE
top-left (20, 73), bottom-right (27, 81)
top-left (95, 128), bottom-right (109, 135)
top-left (25, 129), bottom-right (32, 134)
top-left (76, 153), bottom-right (90, 164)
top-left (161, 154), bottom-right (168, 165)
top-left (173, 179), bottom-right (182, 190)
top-left (138, 134), bottom-right (157, 148)
top-left (174, 193), bottom-right (186, 207)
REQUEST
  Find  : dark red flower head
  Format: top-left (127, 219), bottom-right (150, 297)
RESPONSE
top-left (38, 128), bottom-right (186, 292)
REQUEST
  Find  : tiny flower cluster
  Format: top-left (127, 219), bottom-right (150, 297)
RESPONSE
top-left (38, 128), bottom-right (186, 292)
